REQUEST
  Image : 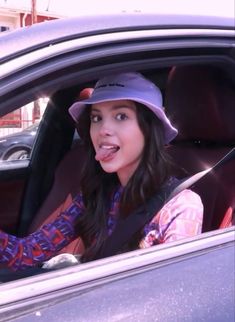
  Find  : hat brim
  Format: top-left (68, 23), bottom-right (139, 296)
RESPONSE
top-left (69, 91), bottom-right (178, 144)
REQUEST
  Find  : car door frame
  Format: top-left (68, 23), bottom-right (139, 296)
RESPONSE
top-left (0, 227), bottom-right (234, 321)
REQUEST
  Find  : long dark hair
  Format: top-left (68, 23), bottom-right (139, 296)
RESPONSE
top-left (76, 102), bottom-right (173, 261)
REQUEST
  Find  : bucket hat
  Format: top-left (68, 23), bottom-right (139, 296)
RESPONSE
top-left (69, 72), bottom-right (178, 143)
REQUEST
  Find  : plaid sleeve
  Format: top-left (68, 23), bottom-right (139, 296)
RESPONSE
top-left (140, 189), bottom-right (203, 248)
top-left (0, 193), bottom-right (84, 271)
top-left (158, 189), bottom-right (204, 243)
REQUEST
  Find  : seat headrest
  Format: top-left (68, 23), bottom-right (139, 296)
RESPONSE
top-left (165, 65), bottom-right (235, 142)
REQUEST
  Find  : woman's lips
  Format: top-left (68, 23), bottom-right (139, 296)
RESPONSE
top-left (95, 145), bottom-right (119, 162)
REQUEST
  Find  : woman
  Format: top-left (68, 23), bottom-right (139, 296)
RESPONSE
top-left (0, 72), bottom-right (203, 271)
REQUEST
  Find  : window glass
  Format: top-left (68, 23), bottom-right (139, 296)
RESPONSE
top-left (0, 97), bottom-right (48, 161)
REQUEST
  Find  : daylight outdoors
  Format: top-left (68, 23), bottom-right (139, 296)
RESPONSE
top-left (0, 1), bottom-right (234, 321)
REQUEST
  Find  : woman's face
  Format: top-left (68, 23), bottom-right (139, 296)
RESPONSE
top-left (90, 99), bottom-right (145, 186)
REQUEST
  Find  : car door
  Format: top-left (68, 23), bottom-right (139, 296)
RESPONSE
top-left (0, 228), bottom-right (234, 322)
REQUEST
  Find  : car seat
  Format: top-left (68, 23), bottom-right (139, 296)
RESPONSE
top-left (165, 65), bottom-right (235, 231)
top-left (28, 141), bottom-right (86, 254)
top-left (28, 88), bottom-right (94, 255)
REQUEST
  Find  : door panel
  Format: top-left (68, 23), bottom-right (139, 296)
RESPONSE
top-left (0, 165), bottom-right (29, 233)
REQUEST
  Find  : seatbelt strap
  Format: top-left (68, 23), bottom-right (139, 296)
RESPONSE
top-left (94, 181), bottom-right (178, 260)
top-left (95, 147), bottom-right (235, 260)
top-left (169, 147), bottom-right (235, 200)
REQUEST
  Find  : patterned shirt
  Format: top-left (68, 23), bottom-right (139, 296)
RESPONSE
top-left (0, 188), bottom-right (203, 271)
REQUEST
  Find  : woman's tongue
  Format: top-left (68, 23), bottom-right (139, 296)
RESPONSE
top-left (95, 146), bottom-right (119, 161)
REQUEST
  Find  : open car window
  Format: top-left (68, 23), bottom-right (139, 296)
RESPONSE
top-left (0, 98), bottom-right (48, 162)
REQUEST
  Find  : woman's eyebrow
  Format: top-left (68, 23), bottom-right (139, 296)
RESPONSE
top-left (111, 104), bottom-right (135, 110)
top-left (91, 105), bottom-right (135, 113)
top-left (90, 107), bottom-right (100, 113)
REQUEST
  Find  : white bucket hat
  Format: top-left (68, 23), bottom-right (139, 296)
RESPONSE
top-left (69, 72), bottom-right (178, 143)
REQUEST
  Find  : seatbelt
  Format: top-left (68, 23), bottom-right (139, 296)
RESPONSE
top-left (94, 180), bottom-right (179, 260)
top-left (169, 147), bottom-right (235, 200)
top-left (95, 147), bottom-right (235, 260)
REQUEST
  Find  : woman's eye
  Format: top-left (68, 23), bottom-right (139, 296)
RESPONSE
top-left (116, 113), bottom-right (128, 121)
top-left (90, 115), bottom-right (101, 123)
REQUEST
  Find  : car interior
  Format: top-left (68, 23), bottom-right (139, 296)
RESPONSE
top-left (165, 65), bottom-right (235, 232)
top-left (0, 61), bottom-right (235, 272)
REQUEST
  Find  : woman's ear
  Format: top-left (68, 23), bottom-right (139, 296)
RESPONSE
top-left (79, 88), bottom-right (94, 100)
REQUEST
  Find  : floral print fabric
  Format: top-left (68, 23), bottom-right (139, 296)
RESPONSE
top-left (0, 188), bottom-right (203, 271)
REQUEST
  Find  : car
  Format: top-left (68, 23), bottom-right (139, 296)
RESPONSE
top-left (0, 123), bottom-right (39, 160)
top-left (0, 122), bottom-right (78, 161)
top-left (0, 2), bottom-right (234, 321)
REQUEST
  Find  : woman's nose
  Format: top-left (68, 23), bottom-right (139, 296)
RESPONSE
top-left (99, 120), bottom-right (113, 136)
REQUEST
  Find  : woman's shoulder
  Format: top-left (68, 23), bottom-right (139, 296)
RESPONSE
top-left (170, 189), bottom-right (203, 206)
top-left (151, 188), bottom-right (203, 226)
top-left (163, 189), bottom-right (204, 216)
top-left (141, 188), bottom-right (204, 248)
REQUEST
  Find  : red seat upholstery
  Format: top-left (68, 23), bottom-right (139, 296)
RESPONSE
top-left (165, 65), bottom-right (235, 231)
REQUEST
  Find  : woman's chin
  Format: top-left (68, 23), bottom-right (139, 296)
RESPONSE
top-left (99, 160), bottom-right (121, 174)
top-left (100, 164), bottom-right (118, 173)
